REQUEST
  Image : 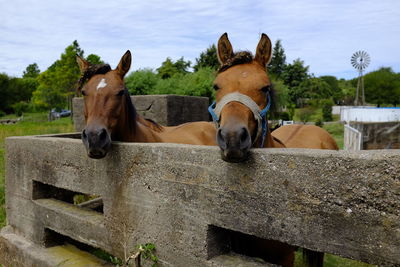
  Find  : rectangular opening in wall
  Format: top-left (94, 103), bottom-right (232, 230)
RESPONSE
top-left (208, 225), bottom-right (376, 267)
top-left (32, 180), bottom-right (103, 213)
top-left (44, 228), bottom-right (122, 264)
top-left (207, 225), bottom-right (295, 265)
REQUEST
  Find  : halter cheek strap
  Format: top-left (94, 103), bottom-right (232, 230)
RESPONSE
top-left (208, 92), bottom-right (271, 148)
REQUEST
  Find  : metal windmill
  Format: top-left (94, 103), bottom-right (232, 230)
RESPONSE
top-left (351, 50), bottom-right (370, 105)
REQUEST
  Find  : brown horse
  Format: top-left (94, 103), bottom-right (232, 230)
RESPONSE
top-left (76, 51), bottom-right (216, 158)
top-left (211, 32), bottom-right (338, 266)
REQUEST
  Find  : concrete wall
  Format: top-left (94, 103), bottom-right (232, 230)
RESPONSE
top-left (340, 107), bottom-right (400, 123)
top-left (73, 95), bottom-right (210, 132)
top-left (350, 122), bottom-right (400, 150)
top-left (332, 105), bottom-right (371, 115)
top-left (1, 135), bottom-right (400, 266)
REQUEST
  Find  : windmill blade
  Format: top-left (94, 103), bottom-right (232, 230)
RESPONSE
top-left (351, 50), bottom-right (370, 71)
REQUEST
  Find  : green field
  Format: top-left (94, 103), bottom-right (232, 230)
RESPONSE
top-left (323, 122), bottom-right (344, 149)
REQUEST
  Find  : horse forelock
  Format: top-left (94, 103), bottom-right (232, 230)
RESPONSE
top-left (76, 64), bottom-right (112, 93)
top-left (218, 51), bottom-right (254, 73)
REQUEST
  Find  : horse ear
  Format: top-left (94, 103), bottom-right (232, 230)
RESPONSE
top-left (116, 50), bottom-right (131, 77)
top-left (254, 33), bottom-right (272, 68)
top-left (217, 33), bottom-right (234, 65)
top-left (76, 54), bottom-right (90, 74)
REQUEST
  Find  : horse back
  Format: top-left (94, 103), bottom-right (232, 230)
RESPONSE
top-left (272, 124), bottom-right (338, 150)
top-left (160, 121), bottom-right (217, 146)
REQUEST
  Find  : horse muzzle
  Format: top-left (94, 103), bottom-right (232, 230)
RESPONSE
top-left (217, 126), bottom-right (252, 162)
top-left (82, 127), bottom-right (111, 159)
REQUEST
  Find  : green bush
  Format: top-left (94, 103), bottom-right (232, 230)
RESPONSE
top-left (274, 111), bottom-right (290, 121)
top-left (321, 99), bottom-right (334, 121)
top-left (125, 68), bottom-right (159, 95)
top-left (315, 118), bottom-right (324, 127)
top-left (297, 108), bottom-right (314, 124)
top-left (125, 67), bottom-right (216, 100)
top-left (12, 101), bottom-right (29, 116)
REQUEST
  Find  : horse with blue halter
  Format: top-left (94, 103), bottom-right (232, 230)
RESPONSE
top-left (208, 33), bottom-right (338, 163)
top-left (208, 32), bottom-right (338, 266)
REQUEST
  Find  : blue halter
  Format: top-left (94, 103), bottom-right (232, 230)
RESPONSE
top-left (208, 92), bottom-right (271, 148)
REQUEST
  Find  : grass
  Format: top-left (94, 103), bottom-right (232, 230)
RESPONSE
top-left (0, 112), bottom-right (74, 227)
top-left (323, 122), bottom-right (344, 149)
top-left (294, 250), bottom-right (375, 267)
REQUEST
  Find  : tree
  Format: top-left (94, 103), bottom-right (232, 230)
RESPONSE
top-left (156, 57), bottom-right (191, 79)
top-left (0, 73), bottom-right (38, 114)
top-left (267, 39), bottom-right (286, 78)
top-left (125, 68), bottom-right (159, 95)
top-left (338, 79), bottom-right (356, 105)
top-left (193, 44), bottom-right (219, 71)
top-left (282, 59), bottom-right (310, 105)
top-left (152, 67), bottom-right (215, 99)
top-left (174, 57), bottom-right (191, 73)
top-left (362, 67), bottom-right (400, 106)
top-left (32, 40), bottom-right (88, 109)
top-left (22, 63), bottom-right (40, 78)
top-left (298, 77), bottom-right (333, 100)
top-left (86, 54), bottom-right (104, 65)
top-left (0, 73), bottom-right (12, 112)
top-left (320, 75), bottom-right (343, 103)
top-left (282, 59), bottom-right (309, 88)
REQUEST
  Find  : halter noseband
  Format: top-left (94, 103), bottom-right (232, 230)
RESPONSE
top-left (208, 92), bottom-right (271, 148)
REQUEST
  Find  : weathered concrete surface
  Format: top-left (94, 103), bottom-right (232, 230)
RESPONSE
top-left (2, 134), bottom-right (400, 266)
top-left (73, 95), bottom-right (210, 131)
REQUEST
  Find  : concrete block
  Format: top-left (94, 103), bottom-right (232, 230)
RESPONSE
top-left (73, 95), bottom-right (210, 131)
top-left (2, 134), bottom-right (400, 266)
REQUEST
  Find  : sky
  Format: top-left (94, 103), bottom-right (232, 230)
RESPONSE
top-left (1, 0), bottom-right (399, 79)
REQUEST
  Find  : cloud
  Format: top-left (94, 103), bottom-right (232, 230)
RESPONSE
top-left (0, 0), bottom-right (399, 79)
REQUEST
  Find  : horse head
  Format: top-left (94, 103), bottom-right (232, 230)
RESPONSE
top-left (76, 51), bottom-right (134, 159)
top-left (210, 33), bottom-right (274, 162)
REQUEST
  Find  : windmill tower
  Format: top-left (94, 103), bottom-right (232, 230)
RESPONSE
top-left (351, 51), bottom-right (370, 105)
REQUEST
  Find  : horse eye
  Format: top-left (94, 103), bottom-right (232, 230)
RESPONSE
top-left (261, 85), bottom-right (271, 92)
top-left (81, 90), bottom-right (87, 96)
top-left (213, 84), bottom-right (219, 91)
top-left (116, 90), bottom-right (125, 96)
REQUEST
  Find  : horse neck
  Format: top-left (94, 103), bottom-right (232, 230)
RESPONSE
top-left (258, 128), bottom-right (286, 148)
top-left (113, 96), bottom-right (161, 143)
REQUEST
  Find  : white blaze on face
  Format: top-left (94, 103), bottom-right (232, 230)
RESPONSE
top-left (96, 78), bottom-right (107, 91)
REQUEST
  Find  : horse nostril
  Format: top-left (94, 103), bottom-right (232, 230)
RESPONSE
top-left (240, 127), bottom-right (249, 143)
top-left (99, 128), bottom-right (107, 141)
top-left (217, 128), bottom-right (225, 142)
top-left (82, 129), bottom-right (87, 140)
top-left (217, 128), bottom-right (228, 150)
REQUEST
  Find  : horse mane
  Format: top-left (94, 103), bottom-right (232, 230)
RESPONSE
top-left (76, 64), bottom-right (112, 94)
top-left (124, 90), bottom-right (164, 133)
top-left (143, 118), bottom-right (164, 132)
top-left (123, 89), bottom-right (138, 135)
top-left (218, 51), bottom-right (254, 73)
